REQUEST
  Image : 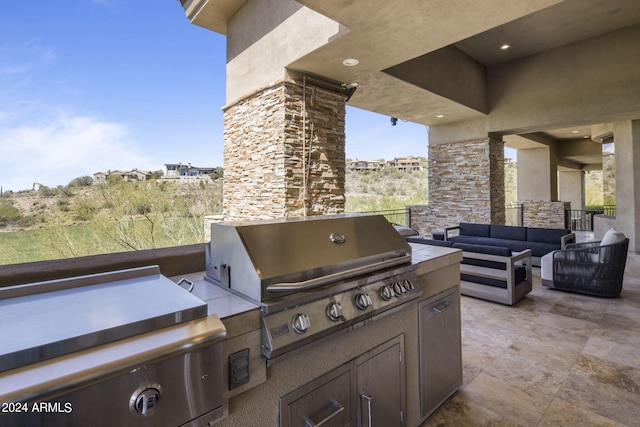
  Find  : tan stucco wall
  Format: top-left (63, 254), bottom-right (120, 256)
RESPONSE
top-left (517, 146), bottom-right (558, 202)
top-left (226, 0), bottom-right (341, 104)
top-left (558, 171), bottom-right (584, 211)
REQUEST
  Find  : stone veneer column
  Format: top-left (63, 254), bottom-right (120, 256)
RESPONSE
top-left (423, 137), bottom-right (505, 234)
top-left (222, 80), bottom-right (346, 221)
top-left (521, 201), bottom-right (570, 229)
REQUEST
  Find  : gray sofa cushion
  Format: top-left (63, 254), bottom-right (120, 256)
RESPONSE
top-left (452, 242), bottom-right (511, 256)
top-left (459, 222), bottom-right (491, 237)
top-left (490, 225), bottom-right (527, 241)
top-left (407, 237), bottom-right (454, 247)
top-left (527, 227), bottom-right (570, 244)
top-left (453, 242), bottom-right (511, 271)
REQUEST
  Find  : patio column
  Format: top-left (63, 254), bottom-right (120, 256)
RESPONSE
top-left (222, 79), bottom-right (346, 221)
top-left (595, 120), bottom-right (640, 251)
top-left (558, 170), bottom-right (584, 211)
top-left (426, 128), bottom-right (505, 231)
top-left (517, 146), bottom-right (558, 202)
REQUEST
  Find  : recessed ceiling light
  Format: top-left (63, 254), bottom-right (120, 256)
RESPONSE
top-left (342, 58), bottom-right (359, 66)
top-left (500, 44), bottom-right (510, 50)
top-left (436, 114), bottom-right (444, 118)
top-left (571, 130), bottom-right (579, 134)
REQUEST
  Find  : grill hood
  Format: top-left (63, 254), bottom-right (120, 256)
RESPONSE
top-left (205, 215), bottom-right (411, 302)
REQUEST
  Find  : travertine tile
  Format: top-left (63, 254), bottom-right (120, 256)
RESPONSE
top-left (421, 246), bottom-right (640, 427)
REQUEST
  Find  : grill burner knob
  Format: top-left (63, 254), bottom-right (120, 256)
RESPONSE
top-left (379, 285), bottom-right (394, 301)
top-left (326, 303), bottom-right (344, 321)
top-left (355, 293), bottom-right (372, 310)
top-left (130, 384), bottom-right (162, 417)
top-left (393, 282), bottom-right (405, 295)
top-left (403, 279), bottom-right (415, 291)
top-left (292, 313), bottom-right (311, 334)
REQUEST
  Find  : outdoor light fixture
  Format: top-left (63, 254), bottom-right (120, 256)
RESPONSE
top-left (390, 117), bottom-right (398, 126)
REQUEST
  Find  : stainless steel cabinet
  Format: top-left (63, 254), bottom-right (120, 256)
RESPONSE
top-left (281, 335), bottom-right (405, 427)
top-left (419, 286), bottom-right (462, 419)
top-left (355, 337), bottom-right (404, 427)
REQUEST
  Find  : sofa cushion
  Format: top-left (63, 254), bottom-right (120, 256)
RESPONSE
top-left (453, 242), bottom-right (511, 271)
top-left (407, 237), bottom-right (454, 247)
top-left (448, 235), bottom-right (497, 247)
top-left (461, 265), bottom-right (527, 289)
top-left (600, 227), bottom-right (625, 246)
top-left (452, 242), bottom-right (511, 256)
top-left (459, 222), bottom-right (491, 237)
top-left (527, 227), bottom-right (570, 245)
top-left (490, 225), bottom-right (527, 241)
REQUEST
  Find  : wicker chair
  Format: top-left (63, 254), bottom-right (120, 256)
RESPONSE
top-left (542, 238), bottom-right (629, 297)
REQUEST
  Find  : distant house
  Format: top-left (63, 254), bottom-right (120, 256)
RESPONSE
top-left (387, 156), bottom-right (423, 171)
top-left (164, 163), bottom-right (217, 180)
top-left (93, 169), bottom-right (153, 183)
top-left (346, 159), bottom-right (384, 172)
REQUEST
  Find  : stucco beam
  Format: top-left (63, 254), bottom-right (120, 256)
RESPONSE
top-left (557, 138), bottom-right (602, 158)
top-left (383, 46), bottom-right (488, 114)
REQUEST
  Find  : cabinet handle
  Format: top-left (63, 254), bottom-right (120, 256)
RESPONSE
top-left (360, 394), bottom-right (372, 427)
top-left (431, 300), bottom-right (451, 314)
top-left (304, 401), bottom-right (344, 427)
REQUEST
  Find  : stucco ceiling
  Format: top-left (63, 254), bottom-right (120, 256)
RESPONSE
top-left (184, 0), bottom-right (640, 169)
top-left (291, 0), bottom-right (640, 129)
top-left (289, 0), bottom-right (640, 168)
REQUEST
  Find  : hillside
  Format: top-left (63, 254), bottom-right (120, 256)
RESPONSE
top-left (0, 163), bottom-right (611, 265)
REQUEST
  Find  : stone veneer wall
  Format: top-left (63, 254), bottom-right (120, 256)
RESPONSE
top-left (222, 80), bottom-right (346, 221)
top-left (521, 201), bottom-right (570, 229)
top-left (412, 138), bottom-right (505, 235)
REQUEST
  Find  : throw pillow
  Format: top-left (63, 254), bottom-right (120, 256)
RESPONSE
top-left (601, 228), bottom-right (625, 246)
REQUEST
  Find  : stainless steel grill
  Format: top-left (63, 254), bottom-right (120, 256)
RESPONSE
top-left (205, 214), bottom-right (421, 360)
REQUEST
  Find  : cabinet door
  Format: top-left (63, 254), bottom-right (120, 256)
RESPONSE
top-left (281, 363), bottom-right (354, 427)
top-left (419, 287), bottom-right (462, 419)
top-left (355, 336), bottom-right (405, 427)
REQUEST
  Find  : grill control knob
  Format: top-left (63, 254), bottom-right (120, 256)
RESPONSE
top-left (130, 384), bottom-right (162, 417)
top-left (326, 303), bottom-right (344, 321)
top-left (393, 282), bottom-right (405, 295)
top-left (379, 285), bottom-right (394, 301)
top-left (403, 279), bottom-right (415, 291)
top-left (292, 313), bottom-right (311, 334)
top-left (355, 293), bottom-right (372, 310)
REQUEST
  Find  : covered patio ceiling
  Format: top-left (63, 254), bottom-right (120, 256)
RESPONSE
top-left (185, 0), bottom-right (640, 169)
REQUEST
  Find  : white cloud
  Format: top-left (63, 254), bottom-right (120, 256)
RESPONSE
top-left (0, 112), bottom-right (160, 191)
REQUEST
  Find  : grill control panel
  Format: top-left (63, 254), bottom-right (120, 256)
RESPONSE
top-left (261, 272), bottom-right (421, 359)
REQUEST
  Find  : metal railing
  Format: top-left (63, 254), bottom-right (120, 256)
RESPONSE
top-left (566, 206), bottom-right (617, 231)
top-left (359, 208), bottom-right (411, 227)
top-left (505, 203), bottom-right (523, 226)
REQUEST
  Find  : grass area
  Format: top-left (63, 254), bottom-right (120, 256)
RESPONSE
top-left (0, 218), bottom-right (206, 265)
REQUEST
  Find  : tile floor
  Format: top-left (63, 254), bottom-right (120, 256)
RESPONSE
top-left (422, 246), bottom-right (640, 426)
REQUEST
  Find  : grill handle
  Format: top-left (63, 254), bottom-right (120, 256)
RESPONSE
top-left (266, 254), bottom-right (411, 292)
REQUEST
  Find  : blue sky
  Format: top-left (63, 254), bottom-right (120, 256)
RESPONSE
top-left (0, 0), bottom-right (430, 192)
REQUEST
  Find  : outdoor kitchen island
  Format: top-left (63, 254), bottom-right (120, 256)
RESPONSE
top-left (181, 238), bottom-right (462, 427)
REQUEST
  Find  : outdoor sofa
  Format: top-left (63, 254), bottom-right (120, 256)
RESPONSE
top-left (443, 222), bottom-right (575, 267)
top-left (408, 238), bottom-right (533, 305)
